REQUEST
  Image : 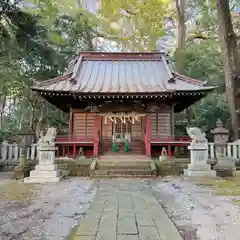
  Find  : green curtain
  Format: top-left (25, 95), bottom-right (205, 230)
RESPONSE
top-left (124, 140), bottom-right (129, 152)
top-left (112, 142), bottom-right (117, 152)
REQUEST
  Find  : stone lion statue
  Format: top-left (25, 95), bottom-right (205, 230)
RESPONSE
top-left (38, 127), bottom-right (57, 145)
top-left (186, 127), bottom-right (206, 144)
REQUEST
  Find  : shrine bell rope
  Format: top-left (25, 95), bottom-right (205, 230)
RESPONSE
top-left (97, 112), bottom-right (146, 124)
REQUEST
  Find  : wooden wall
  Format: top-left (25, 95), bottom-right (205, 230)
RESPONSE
top-left (72, 112), bottom-right (95, 138)
top-left (71, 106), bottom-right (173, 140)
top-left (101, 118), bottom-right (113, 139)
top-left (149, 106), bottom-right (173, 139)
top-left (131, 118), bottom-right (144, 139)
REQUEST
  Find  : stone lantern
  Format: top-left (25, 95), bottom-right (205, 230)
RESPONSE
top-left (211, 119), bottom-right (236, 177)
top-left (211, 119), bottom-right (229, 158)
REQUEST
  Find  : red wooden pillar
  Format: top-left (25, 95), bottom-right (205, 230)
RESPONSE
top-left (145, 114), bottom-right (151, 157)
top-left (167, 144), bottom-right (171, 158)
top-left (93, 115), bottom-right (101, 157)
top-left (73, 144), bottom-right (77, 159)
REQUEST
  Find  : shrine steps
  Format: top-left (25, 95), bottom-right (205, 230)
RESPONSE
top-left (91, 155), bottom-right (157, 178)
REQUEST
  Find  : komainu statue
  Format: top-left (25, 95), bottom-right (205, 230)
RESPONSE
top-left (38, 127), bottom-right (57, 145)
top-left (186, 127), bottom-right (206, 144)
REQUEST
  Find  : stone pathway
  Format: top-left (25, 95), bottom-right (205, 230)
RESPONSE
top-left (75, 179), bottom-right (182, 240)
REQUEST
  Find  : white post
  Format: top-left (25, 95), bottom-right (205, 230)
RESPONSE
top-left (227, 144), bottom-right (231, 157)
top-left (1, 141), bottom-right (8, 161)
top-left (238, 144), bottom-right (240, 161)
top-left (209, 143), bottom-right (215, 159)
top-left (30, 144), bottom-right (36, 160)
top-left (26, 147), bottom-right (30, 160)
top-left (8, 144), bottom-right (13, 162)
top-left (233, 144), bottom-right (238, 159)
top-left (13, 143), bottom-right (19, 161)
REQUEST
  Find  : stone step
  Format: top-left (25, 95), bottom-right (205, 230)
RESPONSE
top-left (99, 155), bottom-right (148, 160)
top-left (97, 165), bottom-right (151, 170)
top-left (97, 160), bottom-right (151, 167)
top-left (94, 169), bottom-right (151, 175)
top-left (91, 174), bottom-right (156, 179)
top-left (109, 169), bottom-right (151, 175)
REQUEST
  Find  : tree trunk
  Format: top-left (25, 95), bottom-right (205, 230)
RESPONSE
top-left (216, 0), bottom-right (240, 140)
top-left (175, 0), bottom-right (191, 123)
top-left (175, 0), bottom-right (186, 51)
top-left (0, 95), bottom-right (6, 130)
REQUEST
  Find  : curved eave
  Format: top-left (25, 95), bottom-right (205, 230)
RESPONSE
top-left (174, 87), bottom-right (216, 112)
top-left (31, 86), bottom-right (216, 97)
top-left (33, 86), bottom-right (216, 113)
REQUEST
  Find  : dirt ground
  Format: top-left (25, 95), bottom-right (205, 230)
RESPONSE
top-left (0, 177), bottom-right (96, 240)
top-left (149, 177), bottom-right (240, 240)
top-left (0, 175), bottom-right (240, 240)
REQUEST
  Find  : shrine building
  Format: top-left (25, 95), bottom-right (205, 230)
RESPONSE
top-left (32, 52), bottom-right (216, 159)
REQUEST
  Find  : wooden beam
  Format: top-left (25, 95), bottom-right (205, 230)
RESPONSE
top-left (68, 108), bottom-right (73, 138)
top-left (145, 114), bottom-right (151, 157)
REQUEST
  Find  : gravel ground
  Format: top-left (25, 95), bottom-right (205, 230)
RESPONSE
top-left (149, 177), bottom-right (240, 240)
top-left (1, 176), bottom-right (240, 240)
top-left (0, 177), bottom-right (96, 240)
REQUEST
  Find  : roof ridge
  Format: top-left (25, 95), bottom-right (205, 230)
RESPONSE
top-left (34, 73), bottom-right (72, 87)
top-left (172, 72), bottom-right (204, 86)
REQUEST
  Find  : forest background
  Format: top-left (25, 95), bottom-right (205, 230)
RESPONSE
top-left (0, 0), bottom-right (239, 141)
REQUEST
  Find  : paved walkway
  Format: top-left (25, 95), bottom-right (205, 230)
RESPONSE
top-left (75, 179), bottom-right (183, 240)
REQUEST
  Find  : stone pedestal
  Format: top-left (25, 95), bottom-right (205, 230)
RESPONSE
top-left (214, 155), bottom-right (236, 177)
top-left (24, 144), bottom-right (61, 183)
top-left (184, 142), bottom-right (216, 178)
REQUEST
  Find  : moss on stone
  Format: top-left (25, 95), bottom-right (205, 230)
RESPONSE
top-left (12, 162), bottom-right (32, 180)
top-left (0, 181), bottom-right (37, 201)
top-left (55, 158), bottom-right (92, 177)
top-left (154, 160), bottom-right (183, 176)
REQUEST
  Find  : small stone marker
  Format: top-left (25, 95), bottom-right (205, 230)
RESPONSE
top-left (24, 128), bottom-right (62, 183)
top-left (212, 119), bottom-right (236, 177)
top-left (159, 147), bottom-right (168, 161)
top-left (184, 127), bottom-right (216, 177)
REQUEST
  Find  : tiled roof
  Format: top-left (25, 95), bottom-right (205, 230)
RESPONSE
top-left (32, 52), bottom-right (216, 94)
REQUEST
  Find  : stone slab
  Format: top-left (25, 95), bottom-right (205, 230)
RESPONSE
top-left (138, 227), bottom-right (161, 240)
top-left (24, 176), bottom-right (62, 183)
top-left (118, 209), bottom-right (135, 219)
top-left (72, 236), bottom-right (95, 240)
top-left (35, 164), bottom-right (58, 171)
top-left (73, 180), bottom-right (182, 240)
top-left (29, 169), bottom-right (60, 178)
top-left (184, 169), bottom-right (216, 177)
top-left (117, 217), bottom-right (138, 235)
top-left (98, 211), bottom-right (117, 231)
top-left (148, 206), bottom-right (183, 240)
top-left (96, 230), bottom-right (116, 240)
top-left (117, 235), bottom-right (139, 240)
top-left (76, 217), bottom-right (100, 236)
top-left (136, 212), bottom-right (155, 226)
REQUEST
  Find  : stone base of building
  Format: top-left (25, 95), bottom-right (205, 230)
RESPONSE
top-left (184, 164), bottom-right (216, 178)
top-left (214, 166), bottom-right (236, 177)
top-left (24, 164), bottom-right (62, 183)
